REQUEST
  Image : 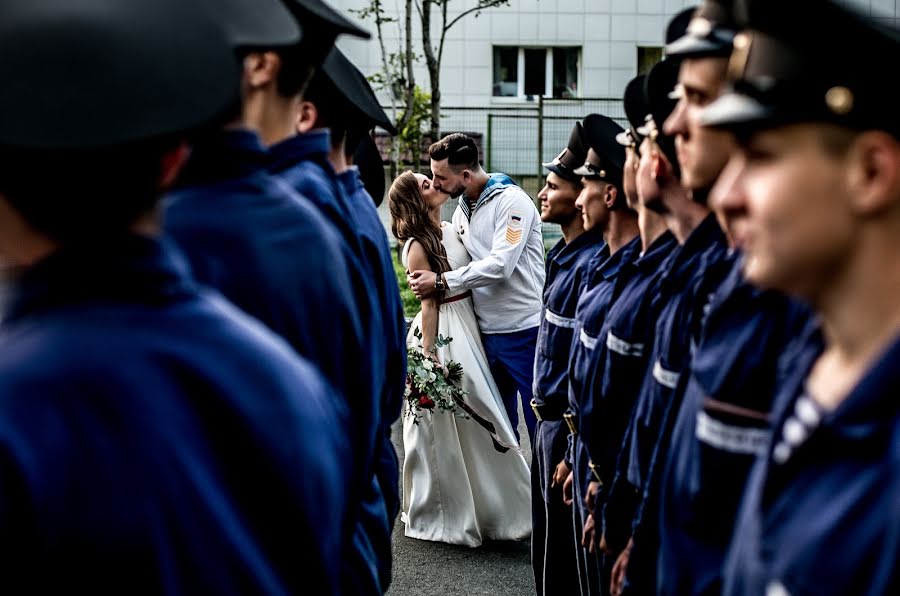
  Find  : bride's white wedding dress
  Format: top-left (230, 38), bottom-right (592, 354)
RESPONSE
top-left (401, 223), bottom-right (531, 547)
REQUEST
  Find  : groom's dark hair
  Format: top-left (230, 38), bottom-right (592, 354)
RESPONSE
top-left (429, 133), bottom-right (479, 171)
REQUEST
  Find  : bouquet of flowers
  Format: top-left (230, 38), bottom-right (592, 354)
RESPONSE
top-left (405, 327), bottom-right (470, 422)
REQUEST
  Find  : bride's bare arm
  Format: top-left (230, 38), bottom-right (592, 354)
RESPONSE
top-left (406, 241), bottom-right (440, 356)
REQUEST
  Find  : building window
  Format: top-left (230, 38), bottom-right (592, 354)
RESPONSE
top-left (492, 46), bottom-right (580, 99)
top-left (637, 46), bottom-right (663, 76)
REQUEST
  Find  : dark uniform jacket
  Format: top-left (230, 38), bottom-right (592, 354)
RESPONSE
top-left (584, 230), bottom-right (677, 550)
top-left (657, 254), bottom-right (811, 596)
top-left (567, 237), bottom-right (641, 523)
top-left (532, 230), bottom-right (603, 500)
top-left (267, 129), bottom-right (391, 596)
top-left (336, 167), bottom-right (407, 589)
top-left (724, 324), bottom-right (899, 596)
top-left (0, 236), bottom-right (348, 594)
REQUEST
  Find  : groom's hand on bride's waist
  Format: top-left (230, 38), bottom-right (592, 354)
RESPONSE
top-left (408, 270), bottom-right (438, 299)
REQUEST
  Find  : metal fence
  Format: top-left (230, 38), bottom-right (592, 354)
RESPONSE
top-left (377, 97), bottom-right (626, 249)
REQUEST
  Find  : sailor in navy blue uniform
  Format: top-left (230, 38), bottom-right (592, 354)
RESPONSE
top-left (700, 1), bottom-right (900, 594)
top-left (265, 5), bottom-right (402, 594)
top-left (580, 75), bottom-right (678, 572)
top-left (163, 4), bottom-right (389, 594)
top-left (655, 3), bottom-right (811, 594)
top-left (164, 0), bottom-right (362, 414)
top-left (565, 114), bottom-right (641, 595)
top-left (531, 122), bottom-right (602, 596)
top-left (0, 1), bottom-right (347, 592)
top-left (317, 47), bottom-right (408, 591)
top-left (607, 57), bottom-right (730, 595)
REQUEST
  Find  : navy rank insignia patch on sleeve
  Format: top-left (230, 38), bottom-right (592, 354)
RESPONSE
top-left (506, 210), bottom-right (524, 244)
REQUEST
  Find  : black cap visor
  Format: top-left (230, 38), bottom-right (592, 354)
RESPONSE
top-left (700, 91), bottom-right (775, 132)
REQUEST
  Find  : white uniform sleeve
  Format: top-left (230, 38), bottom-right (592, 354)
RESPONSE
top-left (444, 189), bottom-right (536, 291)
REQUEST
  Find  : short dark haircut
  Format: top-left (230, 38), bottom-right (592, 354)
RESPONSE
top-left (428, 133), bottom-right (479, 170)
top-left (302, 70), bottom-right (355, 150)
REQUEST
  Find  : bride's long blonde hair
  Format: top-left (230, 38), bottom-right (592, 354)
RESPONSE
top-left (388, 170), bottom-right (450, 274)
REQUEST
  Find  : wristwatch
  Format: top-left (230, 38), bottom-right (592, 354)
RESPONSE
top-left (434, 274), bottom-right (445, 292)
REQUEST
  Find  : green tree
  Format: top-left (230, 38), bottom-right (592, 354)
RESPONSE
top-left (355, 0), bottom-right (512, 154)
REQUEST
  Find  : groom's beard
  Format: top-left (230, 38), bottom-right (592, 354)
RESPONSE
top-left (446, 182), bottom-right (466, 199)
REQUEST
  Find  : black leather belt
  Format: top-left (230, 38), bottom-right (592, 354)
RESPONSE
top-left (530, 399), bottom-right (568, 422)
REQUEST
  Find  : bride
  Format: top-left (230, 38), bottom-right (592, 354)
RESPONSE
top-left (388, 170), bottom-right (531, 547)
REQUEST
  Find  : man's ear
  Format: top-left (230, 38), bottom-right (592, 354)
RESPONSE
top-left (158, 143), bottom-right (191, 191)
top-left (243, 51), bottom-right (280, 90)
top-left (604, 184), bottom-right (618, 208)
top-left (462, 169), bottom-right (471, 182)
top-left (651, 149), bottom-right (667, 181)
top-left (847, 131), bottom-right (900, 216)
top-left (295, 101), bottom-right (318, 135)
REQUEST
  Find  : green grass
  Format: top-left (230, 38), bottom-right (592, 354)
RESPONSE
top-left (392, 247), bottom-right (420, 319)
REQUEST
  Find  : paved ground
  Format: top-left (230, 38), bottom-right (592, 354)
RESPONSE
top-left (387, 403), bottom-right (535, 596)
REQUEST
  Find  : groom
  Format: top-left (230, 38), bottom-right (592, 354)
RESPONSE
top-left (409, 133), bottom-right (544, 443)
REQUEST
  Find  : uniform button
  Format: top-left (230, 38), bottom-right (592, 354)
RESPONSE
top-left (795, 397), bottom-right (820, 427)
top-left (783, 418), bottom-right (808, 446)
top-left (773, 441), bottom-right (792, 465)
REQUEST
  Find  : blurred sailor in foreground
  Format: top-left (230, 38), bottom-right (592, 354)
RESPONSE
top-left (0, 0), bottom-right (347, 592)
top-left (702, 0), bottom-right (900, 594)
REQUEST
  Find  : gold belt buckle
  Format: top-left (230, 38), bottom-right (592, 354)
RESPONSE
top-left (530, 399), bottom-right (543, 422)
top-left (563, 411), bottom-right (578, 436)
top-left (588, 460), bottom-right (603, 486)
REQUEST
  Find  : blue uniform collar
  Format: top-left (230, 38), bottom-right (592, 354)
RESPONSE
top-left (820, 335), bottom-right (900, 441)
top-left (336, 167), bottom-right (365, 197)
top-left (3, 235), bottom-right (194, 322)
top-left (267, 129), bottom-right (332, 174)
top-left (550, 229), bottom-right (604, 269)
top-left (659, 213), bottom-right (725, 288)
top-left (175, 128), bottom-right (267, 186)
top-left (634, 230), bottom-right (677, 271)
top-left (592, 234), bottom-right (640, 284)
top-left (458, 172), bottom-right (517, 220)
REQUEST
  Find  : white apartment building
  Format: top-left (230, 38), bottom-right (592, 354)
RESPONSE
top-left (334, 0), bottom-right (896, 110)
top-left (332, 0), bottom-right (897, 230)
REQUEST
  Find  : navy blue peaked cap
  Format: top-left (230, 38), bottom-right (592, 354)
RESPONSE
top-left (574, 114), bottom-right (626, 187)
top-left (667, 1), bottom-right (739, 58)
top-left (0, 0), bottom-right (238, 150)
top-left (543, 122), bottom-right (589, 183)
top-left (206, 0), bottom-right (301, 48)
top-left (322, 47), bottom-right (397, 135)
top-left (702, 0), bottom-right (900, 138)
top-left (616, 75), bottom-right (650, 147)
top-left (354, 134), bottom-right (387, 207)
top-left (666, 7), bottom-right (698, 46)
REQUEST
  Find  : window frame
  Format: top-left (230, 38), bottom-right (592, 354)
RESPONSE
top-left (491, 45), bottom-right (581, 103)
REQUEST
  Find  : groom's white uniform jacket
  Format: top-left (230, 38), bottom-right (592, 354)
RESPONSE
top-left (444, 174), bottom-right (544, 334)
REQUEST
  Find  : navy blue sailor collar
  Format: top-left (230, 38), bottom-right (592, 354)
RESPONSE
top-left (267, 129), bottom-right (333, 174)
top-left (818, 335), bottom-right (900, 442)
top-left (551, 229), bottom-right (605, 270)
top-left (336, 166), bottom-right (365, 197)
top-left (175, 128), bottom-right (268, 186)
top-left (3, 235), bottom-right (194, 323)
top-left (458, 172), bottom-right (517, 220)
top-left (592, 234), bottom-right (641, 285)
top-left (633, 229), bottom-right (676, 272)
top-left (657, 212), bottom-right (725, 291)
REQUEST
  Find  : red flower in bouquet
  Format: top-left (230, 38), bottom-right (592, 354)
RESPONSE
top-left (404, 327), bottom-right (469, 422)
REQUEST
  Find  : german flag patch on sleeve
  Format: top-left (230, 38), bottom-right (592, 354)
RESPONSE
top-left (506, 210), bottom-right (524, 244)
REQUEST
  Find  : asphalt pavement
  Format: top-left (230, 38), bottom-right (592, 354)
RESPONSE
top-left (387, 403), bottom-right (535, 596)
